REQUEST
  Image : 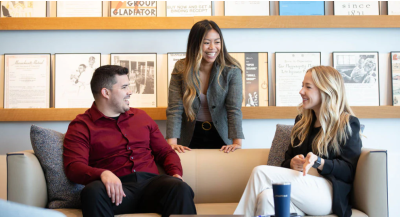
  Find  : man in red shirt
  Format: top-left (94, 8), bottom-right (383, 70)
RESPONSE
top-left (63, 65), bottom-right (196, 217)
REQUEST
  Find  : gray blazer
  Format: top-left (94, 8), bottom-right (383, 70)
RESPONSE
top-left (166, 60), bottom-right (244, 147)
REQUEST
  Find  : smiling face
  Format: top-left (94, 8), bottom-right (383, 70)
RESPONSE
top-left (201, 29), bottom-right (221, 65)
top-left (299, 72), bottom-right (322, 112)
top-left (108, 74), bottom-right (132, 115)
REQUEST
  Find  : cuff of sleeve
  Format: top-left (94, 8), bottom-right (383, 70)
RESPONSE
top-left (168, 170), bottom-right (182, 177)
top-left (90, 168), bottom-right (107, 180)
top-left (320, 159), bottom-right (333, 175)
top-left (282, 160), bottom-right (291, 169)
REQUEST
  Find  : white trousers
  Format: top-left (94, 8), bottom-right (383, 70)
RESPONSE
top-left (234, 165), bottom-right (333, 217)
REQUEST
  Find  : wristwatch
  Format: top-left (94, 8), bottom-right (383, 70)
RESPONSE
top-left (312, 156), bottom-right (321, 168)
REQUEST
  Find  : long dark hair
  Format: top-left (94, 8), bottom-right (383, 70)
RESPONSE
top-left (181, 19), bottom-right (242, 121)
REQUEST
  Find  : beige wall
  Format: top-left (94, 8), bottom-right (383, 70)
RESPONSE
top-left (0, 155), bottom-right (6, 200)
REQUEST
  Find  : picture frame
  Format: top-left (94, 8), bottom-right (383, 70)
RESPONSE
top-left (388, 1), bottom-right (400, 15)
top-left (391, 51), bottom-right (400, 106)
top-left (166, 1), bottom-right (212, 17)
top-left (1, 1), bottom-right (47, 17)
top-left (224, 1), bottom-right (269, 16)
top-left (333, 1), bottom-right (380, 15)
top-left (56, 1), bottom-right (103, 17)
top-left (278, 1), bottom-right (325, 16)
top-left (110, 1), bottom-right (157, 17)
top-left (167, 52), bottom-right (186, 89)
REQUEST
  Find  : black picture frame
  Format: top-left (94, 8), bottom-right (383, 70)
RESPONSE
top-left (165, 1), bottom-right (212, 17)
top-left (278, 1), bottom-right (325, 16)
top-left (110, 53), bottom-right (158, 108)
top-left (224, 1), bottom-right (270, 16)
top-left (274, 52), bottom-right (321, 107)
top-left (332, 51), bottom-right (380, 106)
top-left (56, 1), bottom-right (103, 17)
top-left (4, 53), bottom-right (51, 108)
top-left (390, 51), bottom-right (400, 106)
top-left (333, 1), bottom-right (380, 15)
top-left (109, 1), bottom-right (157, 17)
top-left (229, 52), bottom-right (269, 107)
top-left (54, 53), bottom-right (101, 108)
top-left (1, 1), bottom-right (47, 17)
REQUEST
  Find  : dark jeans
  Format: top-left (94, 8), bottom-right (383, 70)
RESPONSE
top-left (189, 121), bottom-right (226, 149)
top-left (81, 172), bottom-right (196, 217)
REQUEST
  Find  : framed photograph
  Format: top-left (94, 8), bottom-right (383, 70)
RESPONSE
top-left (167, 53), bottom-right (186, 89)
top-left (111, 53), bottom-right (157, 108)
top-left (333, 52), bottom-right (379, 106)
top-left (224, 1), bottom-right (269, 16)
top-left (388, 2), bottom-right (400, 15)
top-left (166, 1), bottom-right (212, 17)
top-left (57, 1), bottom-right (103, 17)
top-left (55, 53), bottom-right (101, 108)
top-left (229, 52), bottom-right (269, 107)
top-left (279, 1), bottom-right (325, 16)
top-left (1, 1), bottom-right (46, 17)
top-left (391, 52), bottom-right (400, 106)
top-left (110, 1), bottom-right (157, 17)
top-left (275, 52), bottom-right (321, 107)
top-left (4, 54), bottom-right (51, 108)
top-left (334, 1), bottom-right (380, 15)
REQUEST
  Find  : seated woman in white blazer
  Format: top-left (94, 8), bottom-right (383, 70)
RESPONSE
top-left (234, 66), bottom-right (362, 217)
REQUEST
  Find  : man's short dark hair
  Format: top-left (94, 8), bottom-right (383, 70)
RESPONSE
top-left (90, 65), bottom-right (128, 98)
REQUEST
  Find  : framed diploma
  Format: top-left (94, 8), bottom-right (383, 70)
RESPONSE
top-left (111, 53), bottom-right (157, 108)
top-left (229, 52), bottom-right (269, 107)
top-left (57, 1), bottom-right (103, 17)
top-left (167, 53), bottom-right (186, 89)
top-left (334, 1), bottom-right (380, 15)
top-left (279, 1), bottom-right (325, 16)
top-left (1, 1), bottom-right (46, 17)
top-left (388, 2), bottom-right (400, 15)
top-left (391, 52), bottom-right (400, 106)
top-left (166, 1), bottom-right (212, 17)
top-left (4, 54), bottom-right (51, 108)
top-left (224, 1), bottom-right (269, 16)
top-left (333, 52), bottom-right (380, 106)
top-left (55, 53), bottom-right (101, 108)
top-left (275, 52), bottom-right (321, 107)
top-left (110, 1), bottom-right (157, 17)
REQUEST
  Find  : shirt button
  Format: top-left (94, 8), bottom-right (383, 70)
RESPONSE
top-left (125, 134), bottom-right (127, 136)
top-left (130, 157), bottom-right (133, 160)
top-left (128, 147), bottom-right (131, 150)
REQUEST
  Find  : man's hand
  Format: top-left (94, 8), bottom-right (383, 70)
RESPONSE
top-left (290, 154), bottom-right (306, 172)
top-left (302, 152), bottom-right (319, 176)
top-left (100, 170), bottom-right (126, 206)
top-left (172, 174), bottom-right (184, 182)
top-left (171, 144), bottom-right (192, 153)
top-left (220, 143), bottom-right (241, 153)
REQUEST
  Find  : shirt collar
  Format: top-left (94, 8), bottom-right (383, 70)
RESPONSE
top-left (89, 102), bottom-right (134, 122)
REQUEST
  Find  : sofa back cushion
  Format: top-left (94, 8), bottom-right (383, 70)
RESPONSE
top-left (267, 124), bottom-right (293, 167)
top-left (30, 125), bottom-right (84, 209)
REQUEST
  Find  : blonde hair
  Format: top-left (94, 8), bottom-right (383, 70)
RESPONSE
top-left (290, 66), bottom-right (357, 157)
top-left (180, 20), bottom-right (242, 121)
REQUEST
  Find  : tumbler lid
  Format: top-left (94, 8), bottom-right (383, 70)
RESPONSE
top-left (272, 182), bottom-right (291, 185)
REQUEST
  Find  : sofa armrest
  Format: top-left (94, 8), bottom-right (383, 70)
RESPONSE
top-left (7, 150), bottom-right (47, 208)
top-left (352, 148), bottom-right (388, 217)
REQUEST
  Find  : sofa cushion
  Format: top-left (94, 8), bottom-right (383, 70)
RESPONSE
top-left (267, 124), bottom-right (293, 167)
top-left (30, 125), bottom-right (84, 209)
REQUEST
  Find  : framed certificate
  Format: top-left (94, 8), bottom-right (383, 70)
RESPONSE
top-left (333, 52), bottom-right (380, 106)
top-left (334, 1), bottom-right (380, 15)
top-left (166, 1), bottom-right (212, 17)
top-left (279, 1), bottom-right (325, 16)
top-left (391, 52), bottom-right (400, 106)
top-left (57, 1), bottom-right (103, 17)
top-left (224, 1), bottom-right (269, 16)
top-left (275, 52), bottom-right (321, 107)
top-left (111, 53), bottom-right (157, 108)
top-left (55, 53), bottom-right (101, 108)
top-left (1, 1), bottom-right (47, 17)
top-left (110, 1), bottom-right (157, 17)
top-left (229, 52), bottom-right (269, 107)
top-left (4, 54), bottom-right (51, 108)
top-left (388, 2), bottom-right (400, 15)
top-left (167, 53), bottom-right (186, 89)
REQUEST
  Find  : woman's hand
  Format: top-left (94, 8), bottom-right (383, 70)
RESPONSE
top-left (170, 144), bottom-right (191, 153)
top-left (290, 154), bottom-right (306, 171)
top-left (303, 152), bottom-right (323, 176)
top-left (220, 143), bottom-right (241, 153)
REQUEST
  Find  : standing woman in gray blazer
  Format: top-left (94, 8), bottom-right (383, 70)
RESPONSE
top-left (166, 20), bottom-right (244, 153)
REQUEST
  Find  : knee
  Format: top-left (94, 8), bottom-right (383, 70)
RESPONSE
top-left (252, 165), bottom-right (267, 176)
top-left (170, 178), bottom-right (194, 198)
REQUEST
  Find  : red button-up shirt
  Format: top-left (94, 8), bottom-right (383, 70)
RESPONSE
top-left (63, 103), bottom-right (182, 185)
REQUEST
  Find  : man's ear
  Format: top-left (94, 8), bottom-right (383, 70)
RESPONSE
top-left (101, 88), bottom-right (110, 99)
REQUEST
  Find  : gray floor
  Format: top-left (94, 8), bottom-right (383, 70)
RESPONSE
top-left (0, 155), bottom-right (7, 200)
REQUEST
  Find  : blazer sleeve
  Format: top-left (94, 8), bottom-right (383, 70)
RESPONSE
top-left (281, 115), bottom-right (302, 169)
top-left (319, 116), bottom-right (362, 183)
top-left (225, 67), bottom-right (244, 139)
top-left (166, 61), bottom-right (185, 139)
